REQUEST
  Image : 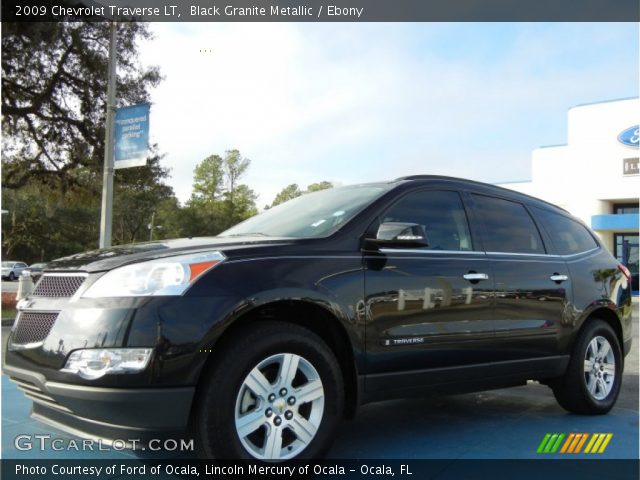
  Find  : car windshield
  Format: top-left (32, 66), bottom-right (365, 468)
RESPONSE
top-left (220, 184), bottom-right (391, 239)
top-left (1, 262), bottom-right (14, 267)
top-left (30, 263), bottom-right (46, 268)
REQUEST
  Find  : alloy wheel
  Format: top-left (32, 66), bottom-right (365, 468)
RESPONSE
top-left (583, 335), bottom-right (615, 400)
top-left (234, 352), bottom-right (325, 460)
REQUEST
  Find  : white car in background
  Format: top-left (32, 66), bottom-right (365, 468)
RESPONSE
top-left (1, 261), bottom-right (28, 281)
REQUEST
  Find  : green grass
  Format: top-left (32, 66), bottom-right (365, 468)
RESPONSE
top-left (1, 308), bottom-right (17, 319)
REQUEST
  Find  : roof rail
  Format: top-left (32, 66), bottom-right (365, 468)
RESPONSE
top-left (394, 175), bottom-right (453, 181)
top-left (393, 175), bottom-right (569, 213)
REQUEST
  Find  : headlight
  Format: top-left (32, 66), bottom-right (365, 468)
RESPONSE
top-left (62, 348), bottom-right (153, 380)
top-left (82, 251), bottom-right (225, 298)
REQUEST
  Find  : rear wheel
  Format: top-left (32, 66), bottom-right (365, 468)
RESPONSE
top-left (194, 321), bottom-right (344, 460)
top-left (8, 272), bottom-right (15, 281)
top-left (552, 319), bottom-right (622, 414)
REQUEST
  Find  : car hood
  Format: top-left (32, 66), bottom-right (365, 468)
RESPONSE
top-left (44, 236), bottom-right (295, 273)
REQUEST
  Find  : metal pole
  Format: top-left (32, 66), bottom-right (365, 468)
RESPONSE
top-left (149, 211), bottom-right (155, 241)
top-left (99, 21), bottom-right (117, 248)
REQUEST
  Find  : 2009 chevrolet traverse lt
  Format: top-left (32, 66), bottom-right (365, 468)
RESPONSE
top-left (6, 176), bottom-right (633, 460)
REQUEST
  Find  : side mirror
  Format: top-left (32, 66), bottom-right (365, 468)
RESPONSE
top-left (369, 222), bottom-right (429, 248)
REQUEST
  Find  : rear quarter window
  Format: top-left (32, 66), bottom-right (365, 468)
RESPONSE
top-left (531, 206), bottom-right (599, 255)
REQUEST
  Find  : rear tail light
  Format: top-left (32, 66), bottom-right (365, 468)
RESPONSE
top-left (618, 264), bottom-right (632, 282)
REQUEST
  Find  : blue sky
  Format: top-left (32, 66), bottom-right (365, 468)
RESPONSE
top-left (139, 22), bottom-right (639, 207)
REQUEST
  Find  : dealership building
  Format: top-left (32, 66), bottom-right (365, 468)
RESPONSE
top-left (499, 97), bottom-right (639, 290)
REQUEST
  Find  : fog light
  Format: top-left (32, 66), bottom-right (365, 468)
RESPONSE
top-left (62, 348), bottom-right (153, 380)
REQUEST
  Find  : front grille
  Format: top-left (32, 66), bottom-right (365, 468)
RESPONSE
top-left (12, 312), bottom-right (58, 345)
top-left (32, 275), bottom-right (86, 297)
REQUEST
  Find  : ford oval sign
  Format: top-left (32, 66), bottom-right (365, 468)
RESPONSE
top-left (618, 125), bottom-right (639, 148)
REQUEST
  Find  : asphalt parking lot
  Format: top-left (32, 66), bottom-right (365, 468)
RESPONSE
top-left (1, 303), bottom-right (638, 461)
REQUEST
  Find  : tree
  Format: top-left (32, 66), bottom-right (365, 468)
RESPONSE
top-left (307, 181), bottom-right (333, 193)
top-left (270, 181), bottom-right (333, 207)
top-left (1, 179), bottom-right (100, 263)
top-left (1, 19), bottom-right (172, 259)
top-left (112, 155), bottom-right (177, 244)
top-left (1, 153), bottom-right (178, 261)
top-left (271, 184), bottom-right (302, 207)
top-left (192, 155), bottom-right (224, 202)
top-left (187, 150), bottom-right (258, 235)
top-left (1, 21), bottom-right (161, 189)
top-left (222, 149), bottom-right (250, 195)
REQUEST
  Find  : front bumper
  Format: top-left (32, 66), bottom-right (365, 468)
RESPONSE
top-left (5, 364), bottom-right (195, 442)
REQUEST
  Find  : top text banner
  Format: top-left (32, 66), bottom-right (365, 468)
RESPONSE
top-left (1, 0), bottom-right (638, 22)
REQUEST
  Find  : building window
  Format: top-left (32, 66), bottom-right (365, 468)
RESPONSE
top-left (614, 233), bottom-right (639, 291)
top-left (613, 203), bottom-right (639, 214)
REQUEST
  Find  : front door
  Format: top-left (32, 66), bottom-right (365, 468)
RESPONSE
top-left (364, 189), bottom-right (496, 393)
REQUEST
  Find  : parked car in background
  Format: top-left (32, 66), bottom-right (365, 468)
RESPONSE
top-left (24, 263), bottom-right (47, 283)
top-left (4, 176), bottom-right (633, 461)
top-left (1, 261), bottom-right (28, 281)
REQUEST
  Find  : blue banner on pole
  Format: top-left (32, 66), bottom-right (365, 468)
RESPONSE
top-left (114, 103), bottom-right (150, 169)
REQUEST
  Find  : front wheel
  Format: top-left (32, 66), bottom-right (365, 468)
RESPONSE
top-left (8, 272), bottom-right (15, 281)
top-left (194, 321), bottom-right (344, 460)
top-left (552, 319), bottom-right (623, 414)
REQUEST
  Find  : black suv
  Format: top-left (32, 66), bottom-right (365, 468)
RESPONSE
top-left (5, 176), bottom-right (633, 461)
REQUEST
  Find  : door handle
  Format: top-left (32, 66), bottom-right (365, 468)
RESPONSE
top-left (549, 274), bottom-right (569, 283)
top-left (463, 273), bottom-right (489, 281)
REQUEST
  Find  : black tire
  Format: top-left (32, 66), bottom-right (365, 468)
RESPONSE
top-left (193, 321), bottom-right (344, 460)
top-left (552, 319), bottom-right (623, 414)
top-left (8, 272), bottom-right (15, 281)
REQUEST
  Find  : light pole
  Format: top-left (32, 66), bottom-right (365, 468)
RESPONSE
top-left (99, 21), bottom-right (117, 249)
top-left (148, 212), bottom-right (162, 241)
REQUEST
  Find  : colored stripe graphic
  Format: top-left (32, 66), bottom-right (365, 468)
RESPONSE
top-left (539, 433), bottom-right (613, 454)
top-left (544, 434), bottom-right (559, 453)
top-left (598, 434), bottom-right (613, 453)
top-left (560, 433), bottom-right (575, 453)
top-left (567, 433), bottom-right (584, 453)
top-left (550, 433), bottom-right (565, 453)
top-left (537, 434), bottom-right (552, 453)
top-left (574, 433), bottom-right (588, 453)
top-left (585, 433), bottom-right (614, 454)
top-left (584, 434), bottom-right (598, 453)
top-left (537, 433), bottom-right (565, 453)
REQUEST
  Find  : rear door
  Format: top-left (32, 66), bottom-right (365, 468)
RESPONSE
top-left (468, 193), bottom-right (570, 363)
top-left (364, 189), bottom-right (496, 392)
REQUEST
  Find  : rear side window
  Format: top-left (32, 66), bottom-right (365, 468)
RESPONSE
top-left (531, 207), bottom-right (598, 255)
top-left (472, 194), bottom-right (545, 254)
top-left (381, 190), bottom-right (473, 251)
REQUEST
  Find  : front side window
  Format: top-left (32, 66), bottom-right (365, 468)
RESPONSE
top-left (472, 194), bottom-right (545, 254)
top-left (381, 190), bottom-right (473, 251)
top-left (532, 207), bottom-right (599, 255)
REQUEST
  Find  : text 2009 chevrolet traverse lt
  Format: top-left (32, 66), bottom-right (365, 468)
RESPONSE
top-left (6, 176), bottom-right (633, 460)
